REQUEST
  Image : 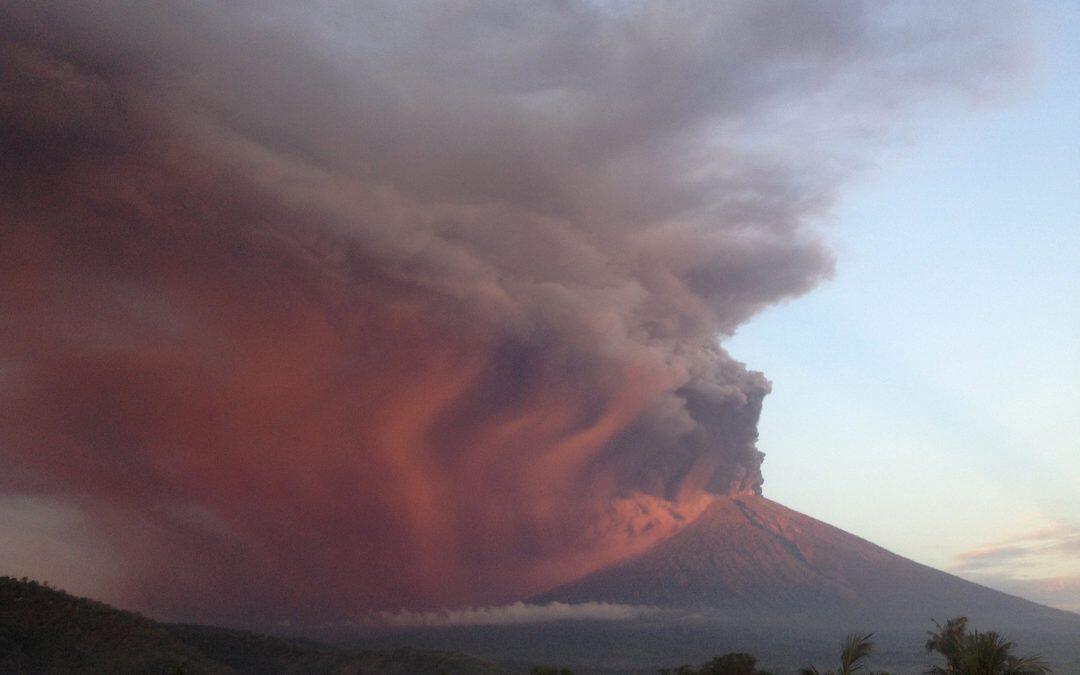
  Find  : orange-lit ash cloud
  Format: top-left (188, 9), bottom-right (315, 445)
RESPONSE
top-left (0, 1), bottom-right (1023, 626)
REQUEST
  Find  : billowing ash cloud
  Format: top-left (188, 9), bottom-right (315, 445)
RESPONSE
top-left (0, 1), bottom-right (1025, 625)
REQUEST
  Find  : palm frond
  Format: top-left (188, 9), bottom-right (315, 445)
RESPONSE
top-left (1004, 654), bottom-right (1052, 675)
top-left (839, 633), bottom-right (874, 675)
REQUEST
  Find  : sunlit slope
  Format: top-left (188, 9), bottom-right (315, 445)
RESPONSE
top-left (535, 496), bottom-right (1080, 630)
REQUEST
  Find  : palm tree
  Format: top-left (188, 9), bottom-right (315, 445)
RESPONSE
top-left (1003, 655), bottom-right (1054, 675)
top-left (800, 632), bottom-right (875, 675)
top-left (926, 617), bottom-right (969, 673)
top-left (839, 633), bottom-right (875, 675)
top-left (959, 632), bottom-right (1014, 674)
top-left (699, 652), bottom-right (772, 675)
top-left (925, 617), bottom-right (1050, 675)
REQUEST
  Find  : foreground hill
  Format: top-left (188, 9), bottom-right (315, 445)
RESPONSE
top-left (0, 577), bottom-right (503, 674)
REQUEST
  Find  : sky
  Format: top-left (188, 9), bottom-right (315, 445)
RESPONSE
top-left (0, 0), bottom-right (1075, 625)
top-left (726, 1), bottom-right (1080, 612)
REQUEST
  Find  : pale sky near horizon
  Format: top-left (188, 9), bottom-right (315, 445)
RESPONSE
top-left (726, 2), bottom-right (1080, 612)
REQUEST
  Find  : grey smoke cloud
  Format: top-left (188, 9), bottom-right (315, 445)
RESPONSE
top-left (0, 0), bottom-right (1028, 623)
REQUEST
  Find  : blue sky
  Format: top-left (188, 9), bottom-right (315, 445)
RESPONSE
top-left (726, 2), bottom-right (1079, 611)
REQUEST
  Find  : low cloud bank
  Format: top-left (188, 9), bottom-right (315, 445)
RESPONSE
top-left (962, 574), bottom-right (1080, 615)
top-left (367, 601), bottom-right (656, 627)
top-left (952, 522), bottom-right (1080, 614)
top-left (953, 523), bottom-right (1080, 572)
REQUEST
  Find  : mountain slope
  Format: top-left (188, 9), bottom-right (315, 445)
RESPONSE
top-left (534, 496), bottom-right (1080, 629)
top-left (0, 577), bottom-right (505, 674)
top-left (0, 577), bottom-right (229, 674)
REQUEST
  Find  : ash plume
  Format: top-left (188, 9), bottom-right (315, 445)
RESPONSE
top-left (0, 1), bottom-right (1025, 625)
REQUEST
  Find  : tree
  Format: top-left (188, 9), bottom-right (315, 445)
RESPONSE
top-left (801, 632), bottom-right (876, 675)
top-left (657, 667), bottom-right (698, 675)
top-left (925, 617), bottom-right (1050, 675)
top-left (659, 652), bottom-right (773, 675)
top-left (926, 617), bottom-right (969, 673)
top-left (700, 652), bottom-right (771, 675)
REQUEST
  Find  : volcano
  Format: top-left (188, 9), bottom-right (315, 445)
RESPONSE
top-left (535, 495), bottom-right (1078, 626)
top-left (475, 496), bottom-right (1080, 672)
top-left (362, 498), bottom-right (1080, 671)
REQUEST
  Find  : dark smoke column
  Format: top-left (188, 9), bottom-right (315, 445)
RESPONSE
top-left (0, 1), bottom-right (1025, 625)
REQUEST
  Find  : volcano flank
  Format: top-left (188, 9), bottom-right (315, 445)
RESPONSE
top-left (392, 497), bottom-right (1080, 672)
top-left (536, 496), bottom-right (1080, 627)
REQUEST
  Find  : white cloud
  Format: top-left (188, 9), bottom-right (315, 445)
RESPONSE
top-left (364, 601), bottom-right (656, 627)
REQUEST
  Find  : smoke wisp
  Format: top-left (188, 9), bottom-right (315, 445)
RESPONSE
top-left (366, 602), bottom-right (655, 628)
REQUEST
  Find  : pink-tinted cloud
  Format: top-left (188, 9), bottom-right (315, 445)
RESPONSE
top-left (953, 524), bottom-right (1080, 572)
top-left (0, 1), bottom-right (1027, 627)
top-left (952, 523), bottom-right (1080, 614)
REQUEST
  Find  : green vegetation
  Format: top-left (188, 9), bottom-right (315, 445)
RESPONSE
top-left (799, 633), bottom-right (884, 675)
top-left (659, 651), bottom-right (774, 674)
top-left (529, 667), bottom-right (576, 675)
top-left (925, 617), bottom-right (1051, 675)
top-left (661, 622), bottom-right (1050, 675)
top-left (0, 576), bottom-right (223, 674)
top-left (0, 576), bottom-right (501, 674)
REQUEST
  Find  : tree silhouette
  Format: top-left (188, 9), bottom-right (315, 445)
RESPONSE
top-left (801, 632), bottom-right (877, 675)
top-left (659, 652), bottom-right (774, 675)
top-left (925, 617), bottom-right (1050, 675)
